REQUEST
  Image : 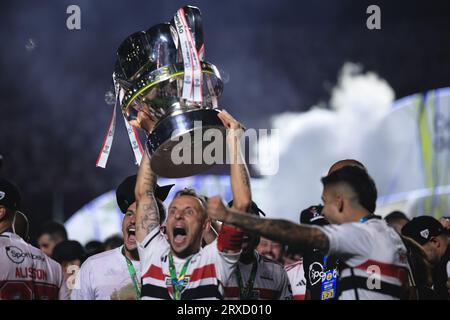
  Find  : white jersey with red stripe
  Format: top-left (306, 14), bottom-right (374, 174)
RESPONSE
top-left (285, 259), bottom-right (307, 300)
top-left (320, 218), bottom-right (412, 300)
top-left (71, 246), bottom-right (141, 300)
top-left (137, 227), bottom-right (241, 300)
top-left (223, 251), bottom-right (293, 300)
top-left (0, 232), bottom-right (69, 300)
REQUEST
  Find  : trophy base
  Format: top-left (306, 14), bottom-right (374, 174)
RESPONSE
top-left (147, 108), bottom-right (226, 178)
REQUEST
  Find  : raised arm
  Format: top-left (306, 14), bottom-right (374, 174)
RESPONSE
top-left (218, 110), bottom-right (251, 211)
top-left (207, 196), bottom-right (329, 254)
top-left (135, 150), bottom-right (160, 243)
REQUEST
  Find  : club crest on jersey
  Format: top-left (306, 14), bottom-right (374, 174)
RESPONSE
top-left (420, 229), bottom-right (429, 239)
top-left (166, 276), bottom-right (190, 289)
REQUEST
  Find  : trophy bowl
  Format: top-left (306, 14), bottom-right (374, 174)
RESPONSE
top-left (113, 6), bottom-right (226, 178)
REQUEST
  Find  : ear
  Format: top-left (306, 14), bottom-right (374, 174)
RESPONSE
top-left (203, 218), bottom-right (211, 233)
top-left (431, 237), bottom-right (441, 249)
top-left (0, 207), bottom-right (7, 220)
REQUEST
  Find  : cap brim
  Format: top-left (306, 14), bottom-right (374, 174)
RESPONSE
top-left (312, 217), bottom-right (329, 226)
top-left (155, 184), bottom-right (175, 201)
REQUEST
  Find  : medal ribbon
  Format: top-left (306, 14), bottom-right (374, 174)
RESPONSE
top-left (121, 246), bottom-right (141, 299)
top-left (235, 260), bottom-right (258, 300)
top-left (168, 253), bottom-right (192, 300)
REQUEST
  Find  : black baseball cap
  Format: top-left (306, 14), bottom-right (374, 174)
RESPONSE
top-left (116, 175), bottom-right (175, 213)
top-left (0, 178), bottom-right (21, 211)
top-left (401, 216), bottom-right (449, 245)
top-left (299, 205), bottom-right (328, 226)
top-left (227, 200), bottom-right (266, 216)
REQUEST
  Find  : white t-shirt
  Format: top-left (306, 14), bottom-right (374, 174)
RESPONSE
top-left (223, 251), bottom-right (293, 300)
top-left (138, 228), bottom-right (241, 300)
top-left (285, 259), bottom-right (307, 300)
top-left (320, 218), bottom-right (412, 300)
top-left (71, 246), bottom-right (141, 300)
top-left (0, 232), bottom-right (69, 300)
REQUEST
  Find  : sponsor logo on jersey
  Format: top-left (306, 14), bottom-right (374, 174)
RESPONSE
top-left (309, 262), bottom-right (325, 286)
top-left (0, 191), bottom-right (5, 200)
top-left (5, 246), bottom-right (45, 264)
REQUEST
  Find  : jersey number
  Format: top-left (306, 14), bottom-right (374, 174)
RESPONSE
top-left (0, 281), bottom-right (58, 300)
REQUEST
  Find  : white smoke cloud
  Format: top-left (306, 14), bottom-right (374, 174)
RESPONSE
top-left (253, 62), bottom-right (396, 221)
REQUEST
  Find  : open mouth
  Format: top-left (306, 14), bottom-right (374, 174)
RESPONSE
top-left (127, 227), bottom-right (136, 242)
top-left (264, 253), bottom-right (275, 260)
top-left (173, 227), bottom-right (187, 244)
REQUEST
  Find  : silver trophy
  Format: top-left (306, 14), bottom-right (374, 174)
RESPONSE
top-left (113, 6), bottom-right (225, 178)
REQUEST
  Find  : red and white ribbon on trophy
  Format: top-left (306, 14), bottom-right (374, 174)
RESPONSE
top-left (174, 7), bottom-right (203, 103)
top-left (123, 114), bottom-right (144, 166)
top-left (96, 75), bottom-right (143, 168)
top-left (97, 8), bottom-right (205, 169)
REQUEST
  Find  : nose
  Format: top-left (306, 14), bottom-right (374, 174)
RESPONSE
top-left (174, 210), bottom-right (185, 220)
top-left (263, 246), bottom-right (271, 254)
top-left (130, 213), bottom-right (136, 224)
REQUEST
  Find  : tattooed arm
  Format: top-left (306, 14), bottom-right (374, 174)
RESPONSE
top-left (218, 110), bottom-right (251, 211)
top-left (135, 150), bottom-right (160, 243)
top-left (207, 196), bottom-right (329, 253)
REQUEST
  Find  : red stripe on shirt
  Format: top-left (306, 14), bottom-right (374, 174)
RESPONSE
top-left (142, 265), bottom-right (165, 281)
top-left (0, 280), bottom-right (59, 300)
top-left (285, 261), bottom-right (303, 272)
top-left (293, 294), bottom-right (305, 300)
top-left (143, 263), bottom-right (218, 283)
top-left (353, 259), bottom-right (408, 283)
top-left (189, 264), bottom-right (217, 282)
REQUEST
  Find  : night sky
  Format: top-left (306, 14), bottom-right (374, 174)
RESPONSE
top-left (1, 0), bottom-right (450, 239)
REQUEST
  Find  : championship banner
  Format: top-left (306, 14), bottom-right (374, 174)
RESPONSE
top-left (376, 87), bottom-right (450, 218)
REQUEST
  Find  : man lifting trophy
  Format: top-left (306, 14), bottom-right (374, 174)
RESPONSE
top-left (108, 5), bottom-right (227, 178)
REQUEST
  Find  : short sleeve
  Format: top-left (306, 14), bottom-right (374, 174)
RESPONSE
top-left (137, 228), bottom-right (169, 275)
top-left (319, 223), bottom-right (373, 266)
